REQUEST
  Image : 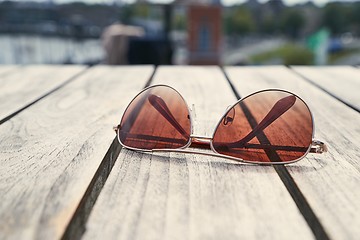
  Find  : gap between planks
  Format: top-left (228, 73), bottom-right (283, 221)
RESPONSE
top-left (82, 66), bottom-right (315, 240)
top-left (224, 66), bottom-right (360, 240)
top-left (61, 66), bottom-right (157, 240)
top-left (221, 67), bottom-right (330, 240)
top-left (0, 66), bottom-right (154, 240)
top-left (289, 66), bottom-right (360, 113)
top-left (60, 65), bottom-right (355, 240)
top-left (0, 66), bottom-right (89, 125)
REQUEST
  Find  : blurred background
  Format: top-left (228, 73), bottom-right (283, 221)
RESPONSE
top-left (0, 0), bottom-right (359, 66)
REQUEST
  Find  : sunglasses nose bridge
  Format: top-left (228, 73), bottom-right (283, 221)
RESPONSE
top-left (189, 135), bottom-right (213, 149)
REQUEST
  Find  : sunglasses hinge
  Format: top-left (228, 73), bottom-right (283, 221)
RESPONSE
top-left (311, 140), bottom-right (328, 154)
top-left (113, 125), bottom-right (120, 132)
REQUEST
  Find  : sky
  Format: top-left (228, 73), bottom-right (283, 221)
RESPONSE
top-left (46, 0), bottom-right (360, 6)
top-left (223, 0), bottom-right (356, 6)
top-left (117, 0), bottom-right (360, 6)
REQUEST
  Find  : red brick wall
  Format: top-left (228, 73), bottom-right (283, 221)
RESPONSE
top-left (188, 5), bottom-right (222, 65)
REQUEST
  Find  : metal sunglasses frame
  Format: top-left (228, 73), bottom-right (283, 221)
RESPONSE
top-left (114, 84), bottom-right (327, 165)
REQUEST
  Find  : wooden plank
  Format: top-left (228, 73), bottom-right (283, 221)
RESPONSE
top-left (0, 65), bottom-right (18, 76)
top-left (291, 66), bottom-right (360, 111)
top-left (0, 66), bottom-right (154, 240)
top-left (225, 66), bottom-right (360, 240)
top-left (83, 66), bottom-right (314, 240)
top-left (0, 65), bottom-right (85, 122)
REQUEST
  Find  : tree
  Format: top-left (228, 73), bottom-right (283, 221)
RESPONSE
top-left (350, 2), bottom-right (360, 34)
top-left (119, 5), bottom-right (134, 24)
top-left (323, 3), bottom-right (351, 35)
top-left (173, 13), bottom-right (186, 31)
top-left (280, 9), bottom-right (305, 39)
top-left (260, 15), bottom-right (277, 35)
top-left (224, 6), bottom-right (255, 36)
top-left (133, 3), bottom-right (150, 18)
top-left (119, 3), bottom-right (151, 21)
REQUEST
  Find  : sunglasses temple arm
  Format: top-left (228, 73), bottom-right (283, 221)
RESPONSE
top-left (229, 95), bottom-right (296, 147)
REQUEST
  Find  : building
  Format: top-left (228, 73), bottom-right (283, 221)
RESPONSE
top-left (185, 0), bottom-right (222, 65)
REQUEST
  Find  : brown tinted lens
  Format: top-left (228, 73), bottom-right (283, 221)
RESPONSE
top-left (212, 90), bottom-right (313, 163)
top-left (119, 85), bottom-right (191, 150)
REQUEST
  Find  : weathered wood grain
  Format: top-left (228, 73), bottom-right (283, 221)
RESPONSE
top-left (0, 66), bottom-right (153, 240)
top-left (0, 65), bottom-right (18, 76)
top-left (291, 66), bottom-right (360, 111)
top-left (83, 66), bottom-right (314, 240)
top-left (225, 66), bottom-right (360, 240)
top-left (0, 65), bottom-right (85, 122)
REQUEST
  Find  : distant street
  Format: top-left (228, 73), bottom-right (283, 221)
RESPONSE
top-left (223, 38), bottom-right (286, 65)
top-left (336, 39), bottom-right (360, 65)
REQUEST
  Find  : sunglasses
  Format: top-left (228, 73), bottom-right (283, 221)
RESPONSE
top-left (114, 85), bottom-right (327, 165)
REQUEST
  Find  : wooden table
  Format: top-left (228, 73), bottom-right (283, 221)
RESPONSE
top-left (0, 65), bottom-right (359, 240)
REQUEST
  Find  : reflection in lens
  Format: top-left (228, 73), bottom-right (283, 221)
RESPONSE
top-left (212, 90), bottom-right (313, 163)
top-left (119, 85), bottom-right (191, 150)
